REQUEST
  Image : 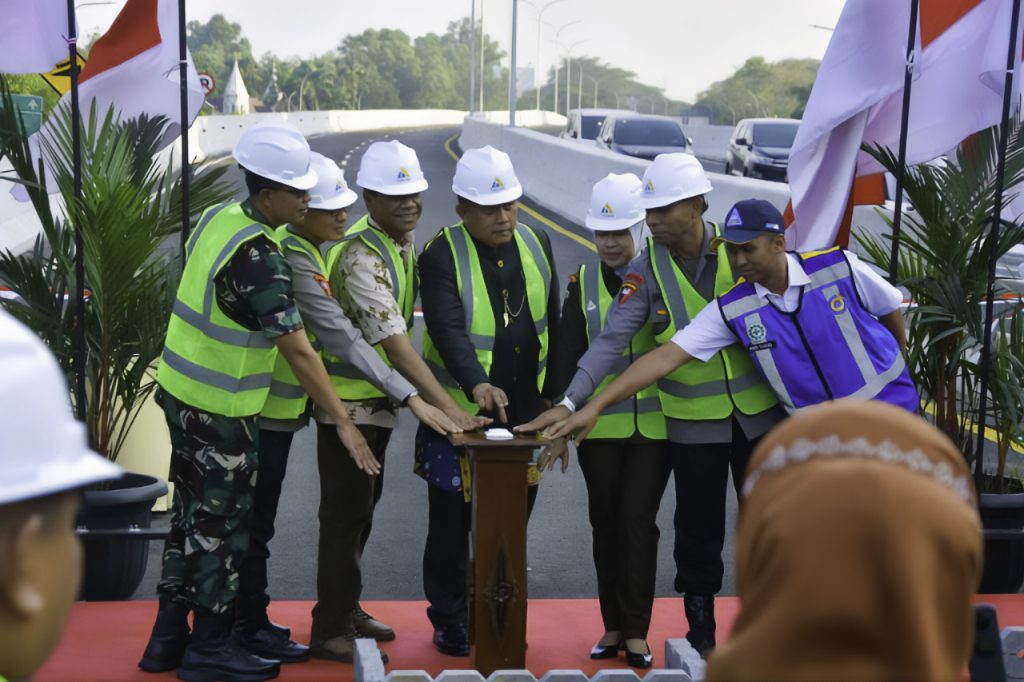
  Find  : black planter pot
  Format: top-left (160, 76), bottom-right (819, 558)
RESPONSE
top-left (77, 472), bottom-right (168, 601)
top-left (978, 492), bottom-right (1024, 594)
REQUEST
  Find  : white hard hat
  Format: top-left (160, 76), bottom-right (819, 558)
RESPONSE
top-left (308, 153), bottom-right (357, 211)
top-left (452, 146), bottom-right (523, 206)
top-left (233, 121), bottom-right (318, 191)
top-left (585, 173), bottom-right (645, 231)
top-left (639, 153), bottom-right (713, 209)
top-left (0, 310), bottom-right (120, 505)
top-left (356, 140), bottom-right (429, 195)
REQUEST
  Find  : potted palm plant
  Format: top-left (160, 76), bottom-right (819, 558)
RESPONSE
top-left (857, 113), bottom-right (1024, 591)
top-left (0, 78), bottom-right (235, 599)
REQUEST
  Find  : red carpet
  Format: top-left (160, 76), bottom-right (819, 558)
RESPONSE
top-left (35, 596), bottom-right (1024, 681)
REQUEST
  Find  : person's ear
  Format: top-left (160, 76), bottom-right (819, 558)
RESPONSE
top-left (0, 514), bottom-right (46, 619)
top-left (253, 188), bottom-right (274, 210)
top-left (455, 202), bottom-right (467, 221)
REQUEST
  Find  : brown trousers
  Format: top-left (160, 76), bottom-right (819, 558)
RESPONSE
top-left (310, 423), bottom-right (391, 640)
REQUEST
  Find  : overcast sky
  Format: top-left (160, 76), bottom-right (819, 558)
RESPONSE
top-left (78, 0), bottom-right (846, 102)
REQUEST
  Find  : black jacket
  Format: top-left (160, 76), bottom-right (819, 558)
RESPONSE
top-left (419, 224), bottom-right (560, 426)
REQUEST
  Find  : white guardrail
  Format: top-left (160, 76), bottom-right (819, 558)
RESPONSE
top-left (1, 108), bottom-right (888, 257)
top-left (458, 114), bottom-right (891, 257)
top-left (4, 108), bottom-right (564, 256)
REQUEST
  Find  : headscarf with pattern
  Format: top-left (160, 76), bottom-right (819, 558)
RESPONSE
top-left (707, 400), bottom-right (982, 681)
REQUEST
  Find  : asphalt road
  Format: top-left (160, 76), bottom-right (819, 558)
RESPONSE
top-left (137, 124), bottom-right (740, 607)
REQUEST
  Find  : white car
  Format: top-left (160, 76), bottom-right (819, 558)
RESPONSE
top-left (559, 108), bottom-right (635, 146)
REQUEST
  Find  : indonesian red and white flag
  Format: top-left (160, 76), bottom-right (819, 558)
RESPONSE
top-left (13, 0), bottom-right (204, 200)
top-left (0, 0), bottom-right (70, 74)
top-left (786, 0), bottom-right (1023, 250)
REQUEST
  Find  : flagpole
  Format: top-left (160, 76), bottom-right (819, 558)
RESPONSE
top-left (973, 0), bottom-right (1022, 486)
top-left (178, 0), bottom-right (190, 253)
top-left (66, 0), bottom-right (86, 422)
top-left (886, 0), bottom-right (920, 282)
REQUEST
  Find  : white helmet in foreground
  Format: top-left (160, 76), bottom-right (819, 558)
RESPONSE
top-left (308, 153), bottom-right (358, 211)
top-left (639, 153), bottom-right (712, 209)
top-left (452, 146), bottom-right (523, 206)
top-left (0, 310), bottom-right (120, 505)
top-left (586, 173), bottom-right (645, 231)
top-left (356, 140), bottom-right (429, 195)
top-left (233, 121), bottom-right (318, 190)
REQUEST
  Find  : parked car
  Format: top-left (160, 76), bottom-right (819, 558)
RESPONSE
top-left (595, 114), bottom-right (693, 160)
top-left (559, 108), bottom-right (634, 145)
top-left (725, 118), bottom-right (800, 182)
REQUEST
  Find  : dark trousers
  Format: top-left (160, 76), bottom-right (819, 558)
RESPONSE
top-left (423, 483), bottom-right (539, 629)
top-left (670, 418), bottom-right (760, 595)
top-left (577, 440), bottom-right (671, 639)
top-left (236, 428), bottom-right (295, 622)
top-left (310, 422), bottom-right (391, 640)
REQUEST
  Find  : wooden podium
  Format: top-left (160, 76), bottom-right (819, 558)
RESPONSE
top-left (449, 432), bottom-right (542, 675)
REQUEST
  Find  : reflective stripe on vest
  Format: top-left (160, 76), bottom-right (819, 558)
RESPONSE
top-left (157, 203), bottom-right (279, 416)
top-left (579, 262), bottom-right (666, 440)
top-left (324, 216), bottom-right (416, 401)
top-left (648, 225), bottom-right (778, 421)
top-left (422, 222), bottom-right (551, 415)
top-left (260, 226), bottom-right (328, 421)
top-left (718, 247), bottom-right (918, 414)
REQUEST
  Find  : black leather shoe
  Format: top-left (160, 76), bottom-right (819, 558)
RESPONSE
top-left (589, 640), bottom-right (622, 659)
top-left (624, 642), bottom-right (653, 669)
top-left (139, 596), bottom-right (191, 673)
top-left (235, 625), bottom-right (309, 663)
top-left (178, 610), bottom-right (280, 682)
top-left (433, 624), bottom-right (470, 657)
top-left (684, 593), bottom-right (716, 659)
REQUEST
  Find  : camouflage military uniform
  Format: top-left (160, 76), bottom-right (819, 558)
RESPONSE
top-left (157, 201), bottom-right (302, 614)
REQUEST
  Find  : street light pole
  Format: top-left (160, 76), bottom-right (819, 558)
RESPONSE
top-left (479, 0), bottom-right (485, 111)
top-left (469, 0), bottom-right (476, 113)
top-left (562, 38), bottom-right (589, 116)
top-left (548, 21), bottom-right (580, 115)
top-left (583, 74), bottom-right (599, 107)
top-left (521, 0), bottom-right (570, 111)
top-left (509, 0), bottom-right (518, 126)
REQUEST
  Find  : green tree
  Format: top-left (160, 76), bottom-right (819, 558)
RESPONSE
top-left (691, 57), bottom-right (819, 124)
top-left (186, 14), bottom-right (260, 106)
top-left (2, 74), bottom-right (59, 113)
top-left (336, 29), bottom-right (420, 109)
top-left (519, 56), bottom-right (686, 115)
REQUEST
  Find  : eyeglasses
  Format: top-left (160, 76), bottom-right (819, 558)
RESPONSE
top-left (272, 184), bottom-right (308, 197)
top-left (309, 207), bottom-right (347, 221)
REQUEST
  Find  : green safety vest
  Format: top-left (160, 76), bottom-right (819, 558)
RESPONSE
top-left (158, 203), bottom-right (280, 417)
top-left (648, 226), bottom-right (778, 420)
top-left (578, 262), bottom-right (667, 440)
top-left (422, 222), bottom-right (552, 414)
top-left (259, 226), bottom-right (327, 421)
top-left (323, 215), bottom-right (416, 401)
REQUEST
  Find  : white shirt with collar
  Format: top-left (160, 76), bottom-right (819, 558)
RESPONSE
top-left (672, 251), bottom-right (904, 362)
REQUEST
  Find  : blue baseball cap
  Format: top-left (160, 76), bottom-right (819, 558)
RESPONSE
top-left (711, 199), bottom-right (786, 248)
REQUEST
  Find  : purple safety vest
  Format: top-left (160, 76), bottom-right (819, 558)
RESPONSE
top-left (717, 248), bottom-right (918, 414)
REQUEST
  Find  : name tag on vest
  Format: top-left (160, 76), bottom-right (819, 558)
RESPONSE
top-left (749, 340), bottom-right (776, 352)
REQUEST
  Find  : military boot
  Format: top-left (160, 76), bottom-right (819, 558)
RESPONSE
top-left (234, 597), bottom-right (308, 663)
top-left (683, 593), bottom-right (716, 659)
top-left (139, 595), bottom-right (191, 673)
top-left (177, 608), bottom-right (280, 682)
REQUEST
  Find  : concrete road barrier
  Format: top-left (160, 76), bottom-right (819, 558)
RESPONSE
top-left (459, 115), bottom-right (890, 258)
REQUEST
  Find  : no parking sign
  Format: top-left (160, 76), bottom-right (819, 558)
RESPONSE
top-left (198, 72), bottom-right (216, 96)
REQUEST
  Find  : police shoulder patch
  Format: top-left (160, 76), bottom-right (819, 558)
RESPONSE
top-left (313, 274), bottom-right (332, 297)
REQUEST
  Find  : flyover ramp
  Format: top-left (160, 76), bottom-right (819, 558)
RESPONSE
top-left (462, 114), bottom-right (893, 261)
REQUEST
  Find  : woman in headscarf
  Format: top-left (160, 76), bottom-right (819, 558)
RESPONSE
top-left (545, 173), bottom-right (669, 668)
top-left (707, 400), bottom-right (982, 680)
